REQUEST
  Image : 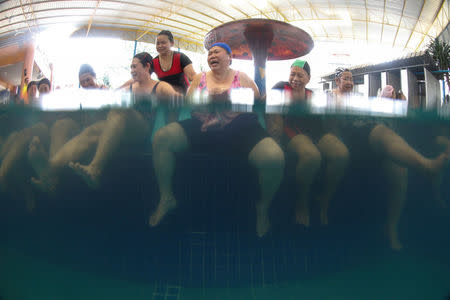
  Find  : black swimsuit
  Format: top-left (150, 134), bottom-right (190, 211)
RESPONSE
top-left (130, 81), bottom-right (160, 96)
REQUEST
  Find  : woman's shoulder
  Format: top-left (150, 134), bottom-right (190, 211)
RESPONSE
top-left (155, 80), bottom-right (180, 97)
top-left (237, 70), bottom-right (254, 86)
top-left (174, 51), bottom-right (187, 57)
top-left (235, 69), bottom-right (248, 80)
top-left (272, 81), bottom-right (289, 90)
top-left (155, 80), bottom-right (170, 90)
top-left (175, 51), bottom-right (191, 61)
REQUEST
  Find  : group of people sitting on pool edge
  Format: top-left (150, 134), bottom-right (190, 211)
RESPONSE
top-left (0, 30), bottom-right (449, 251)
top-left (14, 77), bottom-right (52, 105)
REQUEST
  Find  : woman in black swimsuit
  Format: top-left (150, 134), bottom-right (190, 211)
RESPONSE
top-left (69, 52), bottom-right (179, 188)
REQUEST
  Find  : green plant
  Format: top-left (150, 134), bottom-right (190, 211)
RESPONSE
top-left (102, 74), bottom-right (111, 88)
top-left (426, 38), bottom-right (450, 89)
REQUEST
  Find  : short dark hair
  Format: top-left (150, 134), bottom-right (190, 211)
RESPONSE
top-left (38, 78), bottom-right (51, 89)
top-left (27, 80), bottom-right (37, 89)
top-left (133, 52), bottom-right (153, 74)
top-left (158, 30), bottom-right (174, 43)
top-left (302, 62), bottom-right (311, 77)
top-left (79, 64), bottom-right (96, 78)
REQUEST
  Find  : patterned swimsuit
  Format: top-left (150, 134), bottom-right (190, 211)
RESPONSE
top-left (192, 71), bottom-right (242, 131)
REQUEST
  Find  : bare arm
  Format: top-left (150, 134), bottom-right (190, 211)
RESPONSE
top-left (183, 64), bottom-right (196, 82)
top-left (117, 78), bottom-right (134, 90)
top-left (157, 81), bottom-right (182, 100)
top-left (185, 73), bottom-right (202, 99)
top-left (239, 72), bottom-right (261, 100)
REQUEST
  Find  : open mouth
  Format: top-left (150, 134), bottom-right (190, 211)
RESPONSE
top-left (209, 59), bottom-right (219, 67)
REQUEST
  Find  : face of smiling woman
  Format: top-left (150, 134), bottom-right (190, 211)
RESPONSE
top-left (79, 73), bottom-right (97, 89)
top-left (289, 66), bottom-right (310, 90)
top-left (336, 71), bottom-right (354, 94)
top-left (130, 58), bottom-right (150, 82)
top-left (156, 34), bottom-right (173, 55)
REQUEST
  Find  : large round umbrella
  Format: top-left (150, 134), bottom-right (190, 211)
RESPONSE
top-left (204, 19), bottom-right (314, 96)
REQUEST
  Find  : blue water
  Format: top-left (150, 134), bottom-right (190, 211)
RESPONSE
top-left (0, 109), bottom-right (449, 300)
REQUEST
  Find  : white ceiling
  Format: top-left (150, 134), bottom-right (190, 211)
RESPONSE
top-left (0, 0), bottom-right (448, 54)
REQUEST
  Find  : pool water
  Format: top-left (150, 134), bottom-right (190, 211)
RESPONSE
top-left (0, 107), bottom-right (449, 300)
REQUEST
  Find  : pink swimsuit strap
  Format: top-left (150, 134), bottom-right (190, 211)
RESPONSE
top-left (197, 71), bottom-right (240, 93)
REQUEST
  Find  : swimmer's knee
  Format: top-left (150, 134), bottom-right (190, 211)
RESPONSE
top-left (333, 143), bottom-right (349, 164)
top-left (300, 147), bottom-right (322, 170)
top-left (106, 110), bottom-right (128, 130)
top-left (369, 124), bottom-right (391, 143)
top-left (82, 121), bottom-right (107, 136)
top-left (250, 138), bottom-right (285, 169)
top-left (319, 134), bottom-right (349, 164)
top-left (291, 137), bottom-right (321, 166)
top-left (152, 123), bottom-right (186, 150)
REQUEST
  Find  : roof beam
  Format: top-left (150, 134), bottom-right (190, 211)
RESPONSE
top-left (1, 15), bottom-right (206, 41)
top-left (286, 0), bottom-right (316, 37)
top-left (404, 0), bottom-right (426, 49)
top-left (86, 0), bottom-right (102, 37)
top-left (196, 0), bottom-right (236, 21)
top-left (8, 18), bottom-right (420, 47)
top-left (0, 6), bottom-right (211, 30)
top-left (74, 25), bottom-right (205, 52)
top-left (1, 0), bottom-right (426, 40)
top-left (1, 0), bottom-right (441, 53)
top-left (24, 0), bottom-right (40, 33)
top-left (93, 20), bottom-right (203, 39)
top-left (306, 0), bottom-right (329, 38)
top-left (109, 0), bottom-right (222, 24)
top-left (287, 0), bottom-right (304, 19)
top-left (246, 1), bottom-right (271, 19)
top-left (3, 0), bottom-right (422, 24)
top-left (392, 0), bottom-right (407, 47)
top-left (343, 0), bottom-right (355, 40)
top-left (134, 0), bottom-right (191, 41)
top-left (290, 17), bottom-right (409, 29)
top-left (1, 16), bottom-right (207, 38)
top-left (18, 0), bottom-right (33, 34)
top-left (3, 12), bottom-right (420, 41)
top-left (380, 0), bottom-right (386, 43)
top-left (228, 4), bottom-right (250, 18)
top-left (133, 0), bottom-right (222, 24)
top-left (365, 0), bottom-right (368, 43)
top-left (328, 1), bottom-right (344, 42)
top-left (415, 0), bottom-right (446, 51)
top-left (267, 0), bottom-right (288, 22)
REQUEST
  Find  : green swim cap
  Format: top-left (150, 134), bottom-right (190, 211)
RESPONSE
top-left (291, 60), bottom-right (310, 76)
